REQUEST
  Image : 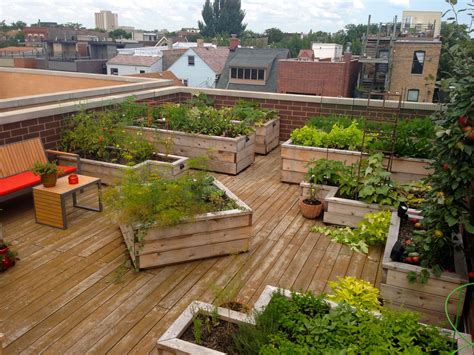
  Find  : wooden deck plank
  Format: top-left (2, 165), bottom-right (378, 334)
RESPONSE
top-left (0, 146), bottom-right (386, 353)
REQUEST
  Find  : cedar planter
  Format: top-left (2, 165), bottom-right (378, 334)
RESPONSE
top-left (299, 182), bottom-right (338, 211)
top-left (281, 139), bottom-right (433, 184)
top-left (120, 179), bottom-right (253, 269)
top-left (126, 126), bottom-right (255, 175)
top-left (157, 301), bottom-right (254, 355)
top-left (381, 213), bottom-right (469, 327)
top-left (58, 153), bottom-right (188, 185)
top-left (254, 118), bottom-right (280, 155)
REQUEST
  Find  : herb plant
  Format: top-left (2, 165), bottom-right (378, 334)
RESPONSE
top-left (313, 210), bottom-right (391, 253)
top-left (32, 160), bottom-right (61, 176)
top-left (304, 159), bottom-right (352, 186)
top-left (328, 276), bottom-right (382, 311)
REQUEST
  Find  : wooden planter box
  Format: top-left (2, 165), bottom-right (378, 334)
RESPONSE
top-left (253, 118), bottom-right (280, 155)
top-left (281, 139), bottom-right (433, 184)
top-left (381, 213), bottom-right (469, 327)
top-left (157, 284), bottom-right (472, 354)
top-left (126, 126), bottom-right (255, 175)
top-left (58, 153), bottom-right (188, 185)
top-left (157, 301), bottom-right (254, 355)
top-left (119, 179), bottom-right (253, 269)
top-left (299, 182), bottom-right (338, 211)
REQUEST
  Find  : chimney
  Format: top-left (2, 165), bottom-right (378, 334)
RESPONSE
top-left (229, 34), bottom-right (240, 51)
top-left (197, 38), bottom-right (204, 47)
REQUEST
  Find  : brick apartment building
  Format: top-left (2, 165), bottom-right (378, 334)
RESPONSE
top-left (277, 52), bottom-right (360, 97)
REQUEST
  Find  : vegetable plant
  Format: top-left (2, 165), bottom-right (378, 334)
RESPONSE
top-left (304, 159), bottom-right (351, 186)
top-left (313, 210), bottom-right (392, 253)
top-left (328, 276), bottom-right (382, 311)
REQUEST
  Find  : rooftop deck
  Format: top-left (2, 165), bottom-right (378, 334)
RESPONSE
top-left (0, 147), bottom-right (383, 354)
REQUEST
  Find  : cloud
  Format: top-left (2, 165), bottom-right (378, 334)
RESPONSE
top-left (388, 0), bottom-right (409, 6)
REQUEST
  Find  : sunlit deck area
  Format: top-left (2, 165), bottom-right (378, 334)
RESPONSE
top-left (0, 147), bottom-right (384, 354)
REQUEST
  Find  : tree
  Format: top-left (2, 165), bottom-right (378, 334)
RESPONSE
top-left (198, 0), bottom-right (246, 37)
top-left (265, 28), bottom-right (284, 44)
top-left (109, 29), bottom-right (132, 40)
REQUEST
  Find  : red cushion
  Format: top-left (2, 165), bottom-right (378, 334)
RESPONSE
top-left (0, 166), bottom-right (77, 196)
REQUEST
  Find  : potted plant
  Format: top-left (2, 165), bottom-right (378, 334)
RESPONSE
top-left (32, 161), bottom-right (62, 187)
top-left (299, 171), bottom-right (323, 219)
top-left (0, 241), bottom-right (17, 272)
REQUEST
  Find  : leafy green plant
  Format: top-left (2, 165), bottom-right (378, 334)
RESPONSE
top-left (328, 276), bottom-right (381, 311)
top-left (246, 291), bottom-right (455, 354)
top-left (230, 99), bottom-right (278, 127)
top-left (185, 93), bottom-right (215, 108)
top-left (32, 160), bottom-right (61, 176)
top-left (192, 316), bottom-right (203, 345)
top-left (313, 210), bottom-right (391, 253)
top-left (305, 159), bottom-right (353, 186)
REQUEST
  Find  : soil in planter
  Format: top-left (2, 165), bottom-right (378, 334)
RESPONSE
top-left (76, 149), bottom-right (177, 165)
top-left (180, 314), bottom-right (239, 354)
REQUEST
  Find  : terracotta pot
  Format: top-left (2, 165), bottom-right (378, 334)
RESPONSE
top-left (41, 173), bottom-right (58, 187)
top-left (299, 197), bottom-right (323, 219)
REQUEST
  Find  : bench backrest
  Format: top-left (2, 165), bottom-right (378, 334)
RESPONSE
top-left (0, 138), bottom-right (47, 178)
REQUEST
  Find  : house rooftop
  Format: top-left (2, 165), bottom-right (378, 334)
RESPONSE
top-left (106, 55), bottom-right (162, 67)
top-left (192, 47), bottom-right (230, 74)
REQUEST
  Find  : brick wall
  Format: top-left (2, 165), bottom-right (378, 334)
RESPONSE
top-left (144, 93), bottom-right (436, 140)
top-left (0, 93), bottom-right (182, 148)
top-left (390, 41), bottom-right (441, 103)
top-left (277, 55), bottom-right (360, 97)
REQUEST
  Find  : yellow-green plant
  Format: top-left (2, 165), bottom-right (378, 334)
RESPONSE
top-left (328, 276), bottom-right (381, 311)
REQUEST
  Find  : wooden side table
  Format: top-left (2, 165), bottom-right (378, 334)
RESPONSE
top-left (33, 175), bottom-right (102, 229)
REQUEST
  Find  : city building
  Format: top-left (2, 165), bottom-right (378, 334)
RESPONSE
top-left (217, 40), bottom-right (290, 93)
top-left (277, 52), bottom-right (360, 97)
top-left (106, 54), bottom-right (162, 75)
top-left (311, 43), bottom-right (343, 61)
top-left (357, 10), bottom-right (442, 102)
top-left (95, 10), bottom-right (119, 31)
top-left (168, 46), bottom-right (229, 88)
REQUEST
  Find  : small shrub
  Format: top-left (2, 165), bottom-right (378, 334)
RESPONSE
top-left (305, 159), bottom-right (352, 186)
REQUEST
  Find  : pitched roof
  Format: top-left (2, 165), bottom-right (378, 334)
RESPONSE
top-left (216, 48), bottom-right (290, 93)
top-left (128, 71), bottom-right (183, 86)
top-left (192, 47), bottom-right (229, 74)
top-left (106, 54), bottom-right (161, 67)
top-left (161, 48), bottom-right (188, 70)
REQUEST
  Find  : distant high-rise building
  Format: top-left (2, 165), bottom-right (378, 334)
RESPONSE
top-left (94, 10), bottom-right (118, 31)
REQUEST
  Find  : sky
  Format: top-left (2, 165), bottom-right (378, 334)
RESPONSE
top-left (0, 0), bottom-right (472, 33)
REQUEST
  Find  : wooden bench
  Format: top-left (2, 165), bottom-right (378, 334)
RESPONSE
top-left (0, 138), bottom-right (81, 203)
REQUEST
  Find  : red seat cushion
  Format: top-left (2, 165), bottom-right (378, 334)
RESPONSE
top-left (0, 166), bottom-right (77, 196)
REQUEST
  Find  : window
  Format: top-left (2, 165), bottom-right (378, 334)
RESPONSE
top-left (139, 70), bottom-right (145, 74)
top-left (407, 89), bottom-right (419, 102)
top-left (182, 79), bottom-right (188, 86)
top-left (110, 68), bottom-right (118, 75)
top-left (229, 67), bottom-right (266, 82)
top-left (188, 55), bottom-right (195, 66)
top-left (411, 51), bottom-right (425, 74)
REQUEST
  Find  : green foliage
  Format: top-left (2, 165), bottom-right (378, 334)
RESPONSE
top-left (357, 153), bottom-right (398, 206)
top-left (313, 210), bottom-right (391, 254)
top-left (414, 2), bottom-right (474, 274)
top-left (198, 0), bottom-right (246, 37)
top-left (32, 160), bottom-right (60, 176)
top-left (328, 276), bottom-right (381, 311)
top-left (291, 121), bottom-right (364, 151)
top-left (230, 99), bottom-right (277, 127)
top-left (395, 181), bottom-right (431, 210)
top-left (109, 29), bottom-right (132, 39)
top-left (184, 93), bottom-right (215, 108)
top-left (150, 103), bottom-right (253, 137)
top-left (104, 169), bottom-right (238, 229)
top-left (246, 292), bottom-right (455, 354)
top-left (60, 110), bottom-right (155, 165)
top-left (192, 317), bottom-right (203, 345)
top-left (304, 158), bottom-right (351, 187)
top-left (264, 27), bottom-right (284, 44)
top-left (306, 115), bottom-right (436, 159)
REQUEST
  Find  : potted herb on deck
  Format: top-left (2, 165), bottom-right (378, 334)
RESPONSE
top-left (299, 166), bottom-right (324, 219)
top-left (32, 161), bottom-right (62, 187)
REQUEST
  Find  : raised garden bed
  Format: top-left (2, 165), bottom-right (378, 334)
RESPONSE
top-left (380, 213), bottom-right (469, 327)
top-left (252, 117), bottom-right (280, 155)
top-left (299, 182), bottom-right (338, 211)
top-left (119, 179), bottom-right (253, 269)
top-left (58, 153), bottom-right (188, 185)
top-left (126, 126), bottom-right (255, 175)
top-left (157, 285), bottom-right (472, 354)
top-left (281, 139), bottom-right (433, 184)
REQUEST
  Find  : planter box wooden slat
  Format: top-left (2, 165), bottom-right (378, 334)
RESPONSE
top-left (281, 139), bottom-right (433, 184)
top-left (254, 118), bottom-right (280, 155)
top-left (126, 126), bottom-right (255, 175)
top-left (58, 153), bottom-right (188, 185)
top-left (381, 213), bottom-right (469, 327)
top-left (120, 179), bottom-right (253, 269)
